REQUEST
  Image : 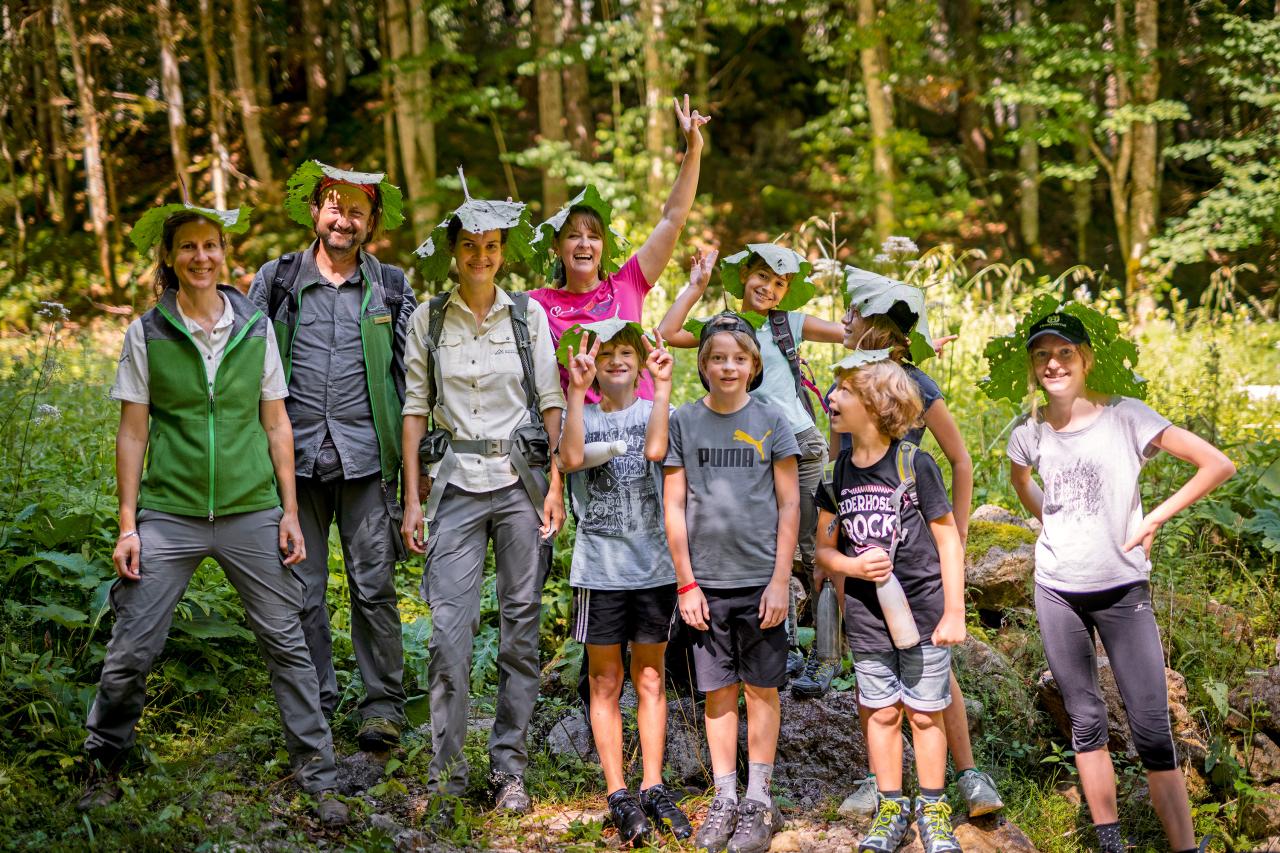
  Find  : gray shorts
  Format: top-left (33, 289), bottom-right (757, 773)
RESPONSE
top-left (854, 645), bottom-right (952, 712)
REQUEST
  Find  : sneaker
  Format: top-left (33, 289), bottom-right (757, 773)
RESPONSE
top-left (786, 648), bottom-right (805, 680)
top-left (838, 775), bottom-right (879, 817)
top-left (956, 768), bottom-right (1003, 816)
top-left (694, 795), bottom-right (738, 853)
top-left (727, 798), bottom-right (783, 853)
top-left (914, 796), bottom-right (961, 853)
top-left (357, 716), bottom-right (402, 752)
top-left (607, 789), bottom-right (651, 846)
top-left (857, 795), bottom-right (910, 852)
top-left (640, 783), bottom-right (693, 839)
top-left (791, 650), bottom-right (839, 699)
top-left (315, 791), bottom-right (350, 827)
top-left (76, 775), bottom-right (121, 812)
top-left (491, 771), bottom-right (531, 813)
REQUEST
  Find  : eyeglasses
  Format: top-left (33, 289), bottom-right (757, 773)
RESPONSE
top-left (1030, 345), bottom-right (1080, 365)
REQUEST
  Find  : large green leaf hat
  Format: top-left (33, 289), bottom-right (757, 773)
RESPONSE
top-left (979, 294), bottom-right (1146, 406)
top-left (528, 185), bottom-right (631, 280)
top-left (413, 167), bottom-right (536, 284)
top-left (682, 310), bottom-right (768, 339)
top-left (130, 203), bottom-right (253, 255)
top-left (555, 315), bottom-right (649, 368)
top-left (284, 160), bottom-right (404, 231)
top-left (720, 243), bottom-right (816, 312)
top-left (831, 347), bottom-right (895, 376)
top-left (844, 266), bottom-right (935, 364)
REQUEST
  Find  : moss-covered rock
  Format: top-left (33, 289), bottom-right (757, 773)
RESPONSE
top-left (965, 507), bottom-right (1038, 611)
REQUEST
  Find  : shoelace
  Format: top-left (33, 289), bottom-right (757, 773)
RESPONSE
top-left (868, 799), bottom-right (903, 835)
top-left (646, 786), bottom-right (681, 817)
top-left (920, 800), bottom-right (954, 841)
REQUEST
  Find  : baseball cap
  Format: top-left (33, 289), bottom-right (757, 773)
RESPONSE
top-left (697, 312), bottom-right (764, 392)
top-left (1026, 312), bottom-right (1090, 348)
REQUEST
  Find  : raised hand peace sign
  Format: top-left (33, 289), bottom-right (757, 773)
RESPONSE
top-left (567, 335), bottom-right (601, 392)
top-left (688, 247), bottom-right (719, 297)
top-left (673, 94), bottom-right (710, 150)
top-left (643, 328), bottom-right (674, 385)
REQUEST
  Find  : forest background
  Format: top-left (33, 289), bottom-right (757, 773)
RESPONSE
top-left (0, 0), bottom-right (1278, 851)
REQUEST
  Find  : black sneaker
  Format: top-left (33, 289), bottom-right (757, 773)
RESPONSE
top-left (640, 783), bottom-right (693, 839)
top-left (607, 789), bottom-right (650, 846)
top-left (694, 796), bottom-right (738, 853)
top-left (727, 798), bottom-right (783, 853)
top-left (790, 650), bottom-right (839, 699)
top-left (785, 648), bottom-right (805, 680)
top-left (490, 771), bottom-right (530, 813)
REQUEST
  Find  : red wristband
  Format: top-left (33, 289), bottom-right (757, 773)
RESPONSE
top-left (677, 581), bottom-right (699, 595)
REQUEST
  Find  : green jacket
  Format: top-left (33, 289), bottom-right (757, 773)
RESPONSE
top-left (138, 286), bottom-right (279, 519)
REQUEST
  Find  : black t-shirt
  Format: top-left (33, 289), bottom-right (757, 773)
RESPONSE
top-left (814, 439), bottom-right (953, 652)
top-left (828, 364), bottom-right (942, 450)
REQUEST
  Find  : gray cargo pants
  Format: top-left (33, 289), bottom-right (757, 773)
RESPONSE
top-left (84, 508), bottom-right (338, 793)
top-left (296, 474), bottom-right (407, 723)
top-left (421, 482), bottom-right (549, 795)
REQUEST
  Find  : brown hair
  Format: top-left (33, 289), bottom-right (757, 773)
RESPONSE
top-left (311, 183), bottom-right (383, 247)
top-left (151, 211), bottom-right (226, 297)
top-left (553, 207), bottom-right (607, 287)
top-left (447, 216), bottom-right (510, 249)
top-left (593, 328), bottom-right (649, 391)
top-left (847, 309), bottom-right (910, 363)
top-left (697, 329), bottom-right (762, 383)
top-left (1026, 340), bottom-right (1096, 417)
top-left (834, 360), bottom-right (924, 440)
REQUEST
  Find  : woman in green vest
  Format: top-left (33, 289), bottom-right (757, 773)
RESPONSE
top-left (79, 203), bottom-right (347, 826)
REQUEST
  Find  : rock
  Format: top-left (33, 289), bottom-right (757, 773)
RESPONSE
top-left (1241, 733), bottom-right (1280, 784)
top-left (664, 696), bottom-right (711, 784)
top-left (1249, 836), bottom-right (1280, 853)
top-left (368, 811), bottom-right (434, 851)
top-left (544, 708), bottom-right (595, 762)
top-left (1232, 667), bottom-right (1280, 738)
top-left (335, 750), bottom-right (388, 796)
top-left (964, 509), bottom-right (1038, 611)
top-left (1244, 783), bottom-right (1280, 838)
top-left (1053, 781), bottom-right (1082, 807)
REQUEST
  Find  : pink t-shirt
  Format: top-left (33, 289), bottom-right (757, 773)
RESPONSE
top-left (529, 254), bottom-right (654, 402)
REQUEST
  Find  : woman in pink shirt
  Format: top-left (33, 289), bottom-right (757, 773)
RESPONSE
top-left (529, 95), bottom-right (709, 401)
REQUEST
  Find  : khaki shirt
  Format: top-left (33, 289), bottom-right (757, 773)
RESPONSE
top-left (403, 286), bottom-right (566, 493)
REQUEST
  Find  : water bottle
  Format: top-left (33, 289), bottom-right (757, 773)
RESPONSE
top-left (814, 579), bottom-right (843, 661)
top-left (561, 439), bottom-right (628, 471)
top-left (876, 573), bottom-right (920, 649)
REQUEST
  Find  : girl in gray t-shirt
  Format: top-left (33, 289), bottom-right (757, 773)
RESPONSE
top-left (1006, 311), bottom-right (1234, 853)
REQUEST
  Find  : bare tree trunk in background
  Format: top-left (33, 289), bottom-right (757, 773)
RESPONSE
top-left (1015, 0), bottom-right (1039, 256)
top-left (693, 7), bottom-right (711, 151)
top-left (56, 0), bottom-right (117, 295)
top-left (39, 13), bottom-right (71, 231)
top-left (410, 3), bottom-right (437, 224)
top-left (300, 0), bottom-right (328, 137)
top-left (156, 0), bottom-right (190, 188)
top-left (327, 0), bottom-right (348, 99)
top-left (199, 0), bottom-right (230, 209)
top-left (535, 0), bottom-right (567, 211)
top-left (385, 0), bottom-right (432, 239)
top-left (561, 0), bottom-right (593, 159)
top-left (232, 0), bottom-right (278, 198)
top-left (1128, 0), bottom-right (1159, 303)
top-left (377, 2), bottom-right (398, 187)
top-left (858, 0), bottom-right (896, 243)
top-left (641, 0), bottom-right (673, 220)
top-left (947, 0), bottom-right (986, 174)
top-left (0, 115), bottom-right (28, 277)
top-left (1073, 136), bottom-right (1092, 261)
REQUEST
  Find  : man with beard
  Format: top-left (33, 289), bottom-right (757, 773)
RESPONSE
top-left (249, 162), bottom-right (412, 751)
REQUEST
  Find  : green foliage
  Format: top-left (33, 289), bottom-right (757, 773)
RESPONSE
top-left (554, 317), bottom-right (648, 368)
top-left (720, 244), bottom-right (816, 312)
top-left (527, 185), bottom-right (630, 280)
top-left (128, 204), bottom-right (254, 255)
top-left (413, 188), bottom-right (536, 285)
top-left (283, 161), bottom-right (405, 231)
top-left (843, 266), bottom-right (935, 364)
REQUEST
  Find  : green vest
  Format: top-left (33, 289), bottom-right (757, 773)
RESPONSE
top-left (138, 286), bottom-right (279, 519)
top-left (270, 253), bottom-right (404, 483)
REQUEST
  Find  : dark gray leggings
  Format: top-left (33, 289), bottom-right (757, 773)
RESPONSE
top-left (1035, 581), bottom-right (1178, 771)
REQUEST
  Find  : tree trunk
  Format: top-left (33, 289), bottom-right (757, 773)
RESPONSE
top-left (327, 0), bottom-right (347, 98)
top-left (1073, 136), bottom-right (1092, 262)
top-left (947, 0), bottom-right (986, 174)
top-left (410, 2), bottom-right (437, 224)
top-left (385, 0), bottom-right (431, 238)
top-left (198, 0), bottom-right (230, 209)
top-left (561, 0), bottom-right (593, 159)
top-left (56, 0), bottom-right (117, 294)
top-left (1015, 0), bottom-right (1039, 256)
top-left (858, 0), bottom-right (896, 243)
top-left (377, 1), bottom-right (398, 187)
top-left (231, 0), bottom-right (278, 198)
top-left (1127, 0), bottom-right (1159, 299)
top-left (300, 0), bottom-right (328, 137)
top-left (640, 0), bottom-right (673, 220)
top-left (0, 114), bottom-right (28, 278)
top-left (535, 0), bottom-right (568, 212)
top-left (693, 7), bottom-right (711, 152)
top-left (156, 0), bottom-right (190, 188)
top-left (39, 13), bottom-right (71, 231)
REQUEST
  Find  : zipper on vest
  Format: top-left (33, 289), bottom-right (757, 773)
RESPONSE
top-left (207, 381), bottom-right (216, 520)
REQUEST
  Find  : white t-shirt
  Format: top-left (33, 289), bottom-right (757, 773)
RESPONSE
top-left (110, 291), bottom-right (288, 404)
top-left (1007, 396), bottom-right (1171, 592)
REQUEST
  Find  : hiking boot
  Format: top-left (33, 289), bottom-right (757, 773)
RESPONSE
top-left (786, 648), bottom-right (805, 680)
top-left (956, 768), bottom-right (1003, 816)
top-left (356, 716), bottom-right (402, 752)
top-left (790, 650), bottom-right (839, 699)
top-left (639, 783), bottom-right (693, 839)
top-left (857, 795), bottom-right (910, 852)
top-left (491, 771), bottom-right (530, 814)
top-left (607, 789), bottom-right (650, 847)
top-left (914, 796), bottom-right (961, 853)
top-left (694, 795), bottom-right (738, 853)
top-left (76, 775), bottom-right (121, 812)
top-left (727, 798), bottom-right (783, 853)
top-left (837, 775), bottom-right (879, 817)
top-left (316, 791), bottom-right (350, 827)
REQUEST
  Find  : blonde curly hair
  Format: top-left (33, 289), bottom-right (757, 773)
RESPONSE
top-left (834, 359), bottom-right (924, 440)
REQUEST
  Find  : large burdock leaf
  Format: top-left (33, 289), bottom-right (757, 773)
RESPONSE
top-left (414, 169), bottom-right (535, 285)
top-left (682, 311), bottom-right (769, 339)
top-left (980, 294), bottom-right (1147, 406)
top-left (832, 348), bottom-right (895, 373)
top-left (844, 266), bottom-right (935, 364)
top-left (284, 160), bottom-right (404, 230)
top-left (528, 185), bottom-right (630, 280)
top-left (555, 316), bottom-right (649, 367)
top-left (130, 203), bottom-right (252, 255)
top-left (720, 244), bottom-right (816, 312)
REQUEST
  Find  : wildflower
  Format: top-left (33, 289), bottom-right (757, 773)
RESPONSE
top-left (881, 236), bottom-right (918, 258)
top-left (872, 253), bottom-right (892, 266)
top-left (35, 403), bottom-right (61, 421)
top-left (37, 301), bottom-right (70, 320)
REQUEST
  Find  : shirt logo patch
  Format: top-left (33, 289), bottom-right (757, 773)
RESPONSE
top-left (732, 428), bottom-right (772, 461)
top-left (372, 314), bottom-right (392, 325)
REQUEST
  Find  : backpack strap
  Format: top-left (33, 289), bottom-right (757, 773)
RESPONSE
top-left (424, 292), bottom-right (450, 427)
top-left (887, 441), bottom-right (920, 564)
top-left (508, 292), bottom-right (543, 424)
top-left (768, 309), bottom-right (816, 420)
top-left (378, 261), bottom-right (407, 315)
top-left (267, 253), bottom-right (302, 320)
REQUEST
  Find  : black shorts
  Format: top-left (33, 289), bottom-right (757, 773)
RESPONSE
top-left (571, 584), bottom-right (677, 646)
top-left (691, 585), bottom-right (789, 692)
